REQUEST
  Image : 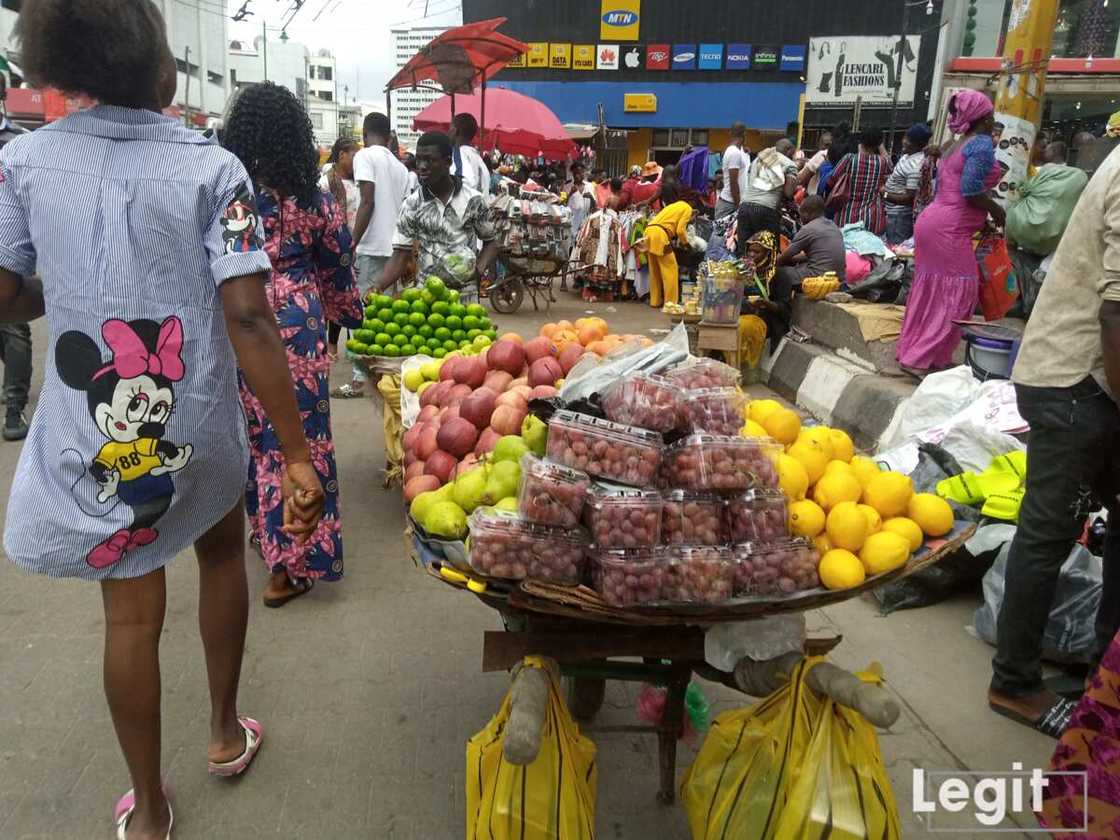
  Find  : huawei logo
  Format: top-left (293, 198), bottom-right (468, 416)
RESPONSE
top-left (600, 47), bottom-right (617, 62)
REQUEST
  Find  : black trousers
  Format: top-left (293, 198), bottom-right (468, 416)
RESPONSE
top-left (992, 380), bottom-right (1120, 695)
top-left (0, 322), bottom-right (31, 412)
top-left (735, 203), bottom-right (781, 257)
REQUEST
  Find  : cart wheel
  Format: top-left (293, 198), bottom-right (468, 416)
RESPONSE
top-left (566, 677), bottom-right (606, 722)
top-left (490, 278), bottom-right (525, 314)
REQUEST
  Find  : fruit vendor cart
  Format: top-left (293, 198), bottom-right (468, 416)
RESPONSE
top-left (408, 517), bottom-right (977, 803)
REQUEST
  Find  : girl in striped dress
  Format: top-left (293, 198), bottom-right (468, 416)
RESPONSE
top-left (0, 2), bottom-right (325, 837)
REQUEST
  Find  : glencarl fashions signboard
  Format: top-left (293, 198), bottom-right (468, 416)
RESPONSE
top-left (806, 35), bottom-right (922, 106)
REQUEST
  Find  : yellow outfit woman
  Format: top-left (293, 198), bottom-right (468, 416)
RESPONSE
top-left (645, 200), bottom-right (692, 307)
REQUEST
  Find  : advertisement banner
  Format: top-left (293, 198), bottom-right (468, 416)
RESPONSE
top-left (573, 44), bottom-right (596, 70)
top-left (672, 44), bottom-right (697, 70)
top-left (527, 42), bottom-right (548, 68)
top-left (725, 44), bottom-right (752, 70)
top-left (600, 0), bottom-right (640, 41)
top-left (992, 112), bottom-right (1034, 205)
top-left (507, 51), bottom-right (526, 68)
top-left (780, 45), bottom-right (806, 71)
top-left (698, 44), bottom-right (724, 70)
top-left (597, 44), bottom-right (620, 70)
top-left (806, 35), bottom-right (921, 105)
top-left (621, 45), bottom-right (644, 69)
top-left (646, 43), bottom-right (671, 70)
top-left (753, 45), bottom-right (779, 67)
top-left (549, 43), bottom-right (571, 69)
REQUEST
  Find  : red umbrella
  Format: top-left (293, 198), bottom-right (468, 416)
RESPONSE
top-left (386, 18), bottom-right (526, 96)
top-left (412, 87), bottom-right (577, 161)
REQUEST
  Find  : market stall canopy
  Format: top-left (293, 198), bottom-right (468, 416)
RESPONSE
top-left (413, 87), bottom-right (577, 160)
top-left (564, 124), bottom-right (599, 141)
top-left (385, 18), bottom-right (527, 95)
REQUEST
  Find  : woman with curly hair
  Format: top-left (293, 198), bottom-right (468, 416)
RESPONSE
top-left (2, 1), bottom-right (328, 837)
top-left (223, 82), bottom-right (363, 609)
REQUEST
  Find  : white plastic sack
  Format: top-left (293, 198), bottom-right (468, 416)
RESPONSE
top-left (878, 366), bottom-right (981, 452)
top-left (399, 354), bottom-right (434, 430)
top-left (704, 614), bottom-right (807, 672)
top-left (559, 321), bottom-right (692, 405)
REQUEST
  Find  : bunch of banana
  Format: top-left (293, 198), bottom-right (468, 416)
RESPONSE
top-left (801, 273), bottom-right (842, 300)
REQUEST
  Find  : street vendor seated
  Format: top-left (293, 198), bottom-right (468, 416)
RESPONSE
top-left (775, 196), bottom-right (846, 288)
top-left (739, 230), bottom-right (794, 362)
top-left (377, 130), bottom-right (500, 295)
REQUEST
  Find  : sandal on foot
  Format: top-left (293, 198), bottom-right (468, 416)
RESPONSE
top-left (114, 789), bottom-right (173, 840)
top-left (208, 716), bottom-right (264, 777)
top-left (989, 696), bottom-right (1077, 738)
top-left (262, 577), bottom-right (314, 609)
top-left (331, 384), bottom-right (365, 399)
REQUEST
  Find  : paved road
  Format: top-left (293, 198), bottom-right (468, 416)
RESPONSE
top-left (0, 294), bottom-right (1052, 838)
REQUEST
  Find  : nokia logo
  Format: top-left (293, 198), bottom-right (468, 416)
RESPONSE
top-left (728, 53), bottom-right (749, 61)
top-left (602, 10), bottom-right (638, 25)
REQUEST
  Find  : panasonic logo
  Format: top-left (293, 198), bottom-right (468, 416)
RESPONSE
top-left (674, 52), bottom-right (695, 62)
top-left (602, 11), bottom-right (638, 25)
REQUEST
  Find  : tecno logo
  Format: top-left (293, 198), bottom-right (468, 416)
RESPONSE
top-left (602, 10), bottom-right (638, 26)
top-left (674, 52), bottom-right (695, 62)
top-left (701, 52), bottom-right (720, 60)
top-left (648, 49), bottom-right (668, 61)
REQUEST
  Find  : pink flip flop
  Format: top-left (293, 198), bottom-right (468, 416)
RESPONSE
top-left (114, 789), bottom-right (173, 840)
top-left (208, 716), bottom-right (264, 777)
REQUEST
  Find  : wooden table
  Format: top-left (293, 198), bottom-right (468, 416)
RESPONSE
top-left (696, 321), bottom-right (739, 369)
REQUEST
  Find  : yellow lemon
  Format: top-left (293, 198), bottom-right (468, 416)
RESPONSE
top-left (777, 453), bottom-right (810, 501)
top-left (799, 426), bottom-right (836, 458)
top-left (908, 493), bottom-right (954, 537)
top-left (402, 368), bottom-right (425, 392)
top-left (788, 499), bottom-right (826, 538)
top-left (826, 501), bottom-right (869, 552)
top-left (862, 471), bottom-right (914, 518)
top-left (824, 459), bottom-right (854, 476)
top-left (818, 549), bottom-right (866, 590)
top-left (829, 429), bottom-right (855, 463)
top-left (857, 504), bottom-right (882, 534)
top-left (742, 419), bottom-right (769, 438)
top-left (882, 517), bottom-right (924, 552)
top-left (763, 407), bottom-right (802, 446)
top-left (859, 531), bottom-right (912, 575)
top-left (812, 471), bottom-right (863, 511)
top-left (849, 455), bottom-right (882, 489)
top-left (749, 399), bottom-right (782, 425)
top-left (812, 533), bottom-right (834, 555)
top-left (788, 440), bottom-right (829, 486)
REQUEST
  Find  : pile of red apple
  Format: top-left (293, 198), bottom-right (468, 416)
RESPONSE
top-left (467, 509), bottom-right (587, 584)
top-left (402, 336), bottom-right (593, 498)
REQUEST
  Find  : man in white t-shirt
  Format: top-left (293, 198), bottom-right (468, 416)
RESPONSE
top-left (715, 121), bottom-right (751, 219)
top-left (450, 113), bottom-right (490, 199)
top-left (336, 112), bottom-right (410, 398)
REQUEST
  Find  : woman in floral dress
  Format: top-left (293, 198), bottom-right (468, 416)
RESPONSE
top-left (224, 82), bottom-right (363, 606)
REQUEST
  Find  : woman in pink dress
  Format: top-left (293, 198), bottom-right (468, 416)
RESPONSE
top-left (897, 90), bottom-right (1005, 373)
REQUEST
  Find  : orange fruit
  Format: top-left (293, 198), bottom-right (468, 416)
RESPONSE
top-left (540, 322), bottom-right (559, 338)
top-left (578, 324), bottom-right (606, 345)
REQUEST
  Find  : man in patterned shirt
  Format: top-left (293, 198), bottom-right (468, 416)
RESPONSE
top-left (377, 131), bottom-right (498, 295)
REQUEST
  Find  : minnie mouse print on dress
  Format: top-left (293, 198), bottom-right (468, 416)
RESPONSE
top-left (56, 316), bottom-right (194, 570)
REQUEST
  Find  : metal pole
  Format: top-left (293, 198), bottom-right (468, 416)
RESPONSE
top-left (888, 3), bottom-right (909, 155)
top-left (262, 20), bottom-right (268, 80)
top-left (183, 45), bottom-right (191, 125)
top-left (480, 78), bottom-right (486, 151)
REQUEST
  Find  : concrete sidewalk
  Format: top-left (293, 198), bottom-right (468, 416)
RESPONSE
top-left (0, 296), bottom-right (1051, 839)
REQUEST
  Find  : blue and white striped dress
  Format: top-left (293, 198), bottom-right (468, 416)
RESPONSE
top-left (0, 105), bottom-right (272, 580)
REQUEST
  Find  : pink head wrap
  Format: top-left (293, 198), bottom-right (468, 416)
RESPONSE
top-left (948, 90), bottom-right (994, 135)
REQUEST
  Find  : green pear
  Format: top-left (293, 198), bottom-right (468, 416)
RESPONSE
top-left (409, 488), bottom-right (442, 524)
top-left (452, 464), bottom-right (490, 513)
top-left (495, 496), bottom-right (520, 513)
top-left (483, 460), bottom-right (521, 506)
top-left (521, 415), bottom-right (548, 457)
top-left (492, 435), bottom-right (530, 464)
top-left (423, 501), bottom-right (468, 539)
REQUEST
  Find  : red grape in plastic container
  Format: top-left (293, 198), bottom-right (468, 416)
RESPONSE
top-left (682, 387), bottom-right (747, 435)
top-left (724, 489), bottom-right (790, 543)
top-left (663, 545), bottom-right (735, 604)
top-left (731, 538), bottom-right (821, 598)
top-left (661, 490), bottom-right (723, 545)
top-left (601, 373), bottom-right (684, 434)
top-left (591, 547), bottom-right (669, 606)
top-left (545, 409), bottom-right (663, 487)
top-left (585, 484), bottom-right (663, 549)
top-left (467, 509), bottom-right (588, 585)
top-left (663, 434), bottom-right (781, 491)
top-left (518, 454), bottom-right (590, 528)
top-left (665, 357), bottom-right (741, 390)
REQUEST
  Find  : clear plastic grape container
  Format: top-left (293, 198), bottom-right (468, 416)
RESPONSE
top-left (731, 538), bottom-right (821, 598)
top-left (661, 491), bottom-right (724, 546)
top-left (467, 509), bottom-right (588, 585)
top-left (665, 357), bottom-right (741, 390)
top-left (682, 387), bottom-right (747, 435)
top-left (600, 373), bottom-right (684, 434)
top-left (663, 545), bottom-right (735, 604)
top-left (590, 547), bottom-right (669, 606)
top-left (545, 409), bottom-right (663, 487)
top-left (662, 434), bottom-right (781, 491)
top-left (585, 484), bottom-right (663, 549)
top-left (724, 489), bottom-right (790, 543)
top-left (517, 454), bottom-right (591, 528)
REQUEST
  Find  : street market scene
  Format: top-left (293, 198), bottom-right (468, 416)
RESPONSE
top-left (1, 0), bottom-right (1120, 837)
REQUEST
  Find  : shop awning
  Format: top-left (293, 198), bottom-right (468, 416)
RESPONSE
top-left (564, 124), bottom-right (600, 141)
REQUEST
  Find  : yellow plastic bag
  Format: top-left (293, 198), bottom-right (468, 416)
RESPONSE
top-left (466, 658), bottom-right (598, 840)
top-left (681, 657), bottom-right (901, 840)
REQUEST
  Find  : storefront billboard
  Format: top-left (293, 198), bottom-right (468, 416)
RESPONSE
top-left (600, 0), bottom-right (640, 41)
top-left (573, 44), bottom-right (596, 70)
top-left (597, 44), bottom-right (620, 70)
top-left (698, 44), bottom-right (724, 70)
top-left (549, 43), bottom-right (572, 69)
top-left (806, 35), bottom-right (921, 105)
top-left (672, 44), bottom-right (697, 70)
top-left (527, 43), bottom-right (548, 68)
top-left (646, 44), bottom-right (671, 70)
top-left (780, 45), bottom-right (807, 72)
top-left (725, 44), bottom-right (752, 70)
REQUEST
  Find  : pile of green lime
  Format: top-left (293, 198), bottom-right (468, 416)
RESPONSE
top-left (345, 276), bottom-right (498, 359)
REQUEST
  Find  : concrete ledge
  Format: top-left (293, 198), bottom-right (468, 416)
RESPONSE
top-left (792, 297), bottom-right (902, 374)
top-left (766, 338), bottom-right (917, 450)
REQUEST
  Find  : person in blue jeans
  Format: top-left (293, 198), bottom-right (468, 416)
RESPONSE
top-left (0, 321), bottom-right (31, 440)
